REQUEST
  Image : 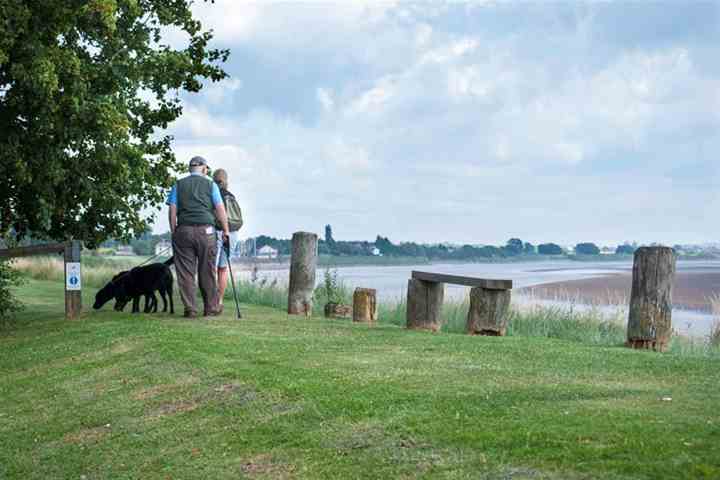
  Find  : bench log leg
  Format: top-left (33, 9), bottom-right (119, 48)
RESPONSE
top-left (406, 279), bottom-right (444, 332)
top-left (466, 287), bottom-right (511, 336)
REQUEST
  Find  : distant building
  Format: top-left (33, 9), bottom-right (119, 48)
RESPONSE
top-left (257, 245), bottom-right (278, 259)
top-left (155, 240), bottom-right (172, 256)
top-left (116, 245), bottom-right (134, 256)
top-left (371, 247), bottom-right (382, 256)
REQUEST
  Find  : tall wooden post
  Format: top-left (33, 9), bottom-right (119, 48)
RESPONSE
top-left (627, 246), bottom-right (676, 352)
top-left (288, 232), bottom-right (318, 316)
top-left (406, 279), bottom-right (444, 331)
top-left (64, 240), bottom-right (82, 320)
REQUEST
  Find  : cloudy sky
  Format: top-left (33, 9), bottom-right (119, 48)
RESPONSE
top-left (155, 1), bottom-right (720, 246)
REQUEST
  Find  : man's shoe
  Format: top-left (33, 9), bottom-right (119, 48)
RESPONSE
top-left (183, 310), bottom-right (197, 319)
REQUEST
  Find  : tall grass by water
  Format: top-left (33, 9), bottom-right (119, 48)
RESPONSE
top-left (710, 293), bottom-right (720, 347)
top-left (10, 257), bottom-right (720, 356)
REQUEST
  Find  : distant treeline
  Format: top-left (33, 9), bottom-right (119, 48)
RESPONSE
top-left (252, 226), bottom-right (641, 260)
top-left (87, 224), bottom-right (712, 260)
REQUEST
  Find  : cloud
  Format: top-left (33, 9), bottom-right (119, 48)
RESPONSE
top-left (155, 2), bottom-right (720, 245)
top-left (316, 88), bottom-right (334, 113)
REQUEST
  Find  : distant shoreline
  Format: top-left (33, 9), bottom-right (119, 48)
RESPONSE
top-left (228, 253), bottom-right (718, 270)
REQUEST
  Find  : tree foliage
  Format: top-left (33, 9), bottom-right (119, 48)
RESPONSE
top-left (615, 244), bottom-right (636, 255)
top-left (505, 238), bottom-right (524, 256)
top-left (538, 243), bottom-right (564, 255)
top-left (0, 0), bottom-right (228, 247)
top-left (575, 242), bottom-right (600, 255)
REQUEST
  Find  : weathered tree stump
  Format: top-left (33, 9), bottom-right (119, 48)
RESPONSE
top-left (466, 287), bottom-right (511, 336)
top-left (288, 232), bottom-right (318, 316)
top-left (627, 246), bottom-right (676, 352)
top-left (406, 279), bottom-right (444, 331)
top-left (353, 288), bottom-right (377, 324)
top-left (324, 302), bottom-right (352, 319)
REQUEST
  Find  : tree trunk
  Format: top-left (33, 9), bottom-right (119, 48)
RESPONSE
top-left (288, 232), bottom-right (318, 316)
top-left (627, 246), bottom-right (676, 352)
top-left (353, 288), bottom-right (377, 324)
top-left (466, 287), bottom-right (511, 336)
top-left (406, 279), bottom-right (444, 332)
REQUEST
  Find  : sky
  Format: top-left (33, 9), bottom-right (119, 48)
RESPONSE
top-left (153, 1), bottom-right (720, 247)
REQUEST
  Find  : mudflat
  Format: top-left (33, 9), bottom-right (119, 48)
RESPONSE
top-left (520, 270), bottom-right (720, 312)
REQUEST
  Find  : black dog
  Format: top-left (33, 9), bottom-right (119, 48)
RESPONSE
top-left (94, 258), bottom-right (174, 314)
top-left (109, 271), bottom-right (160, 313)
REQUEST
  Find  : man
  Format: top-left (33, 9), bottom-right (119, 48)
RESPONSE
top-left (167, 156), bottom-right (230, 318)
top-left (212, 169), bottom-right (243, 310)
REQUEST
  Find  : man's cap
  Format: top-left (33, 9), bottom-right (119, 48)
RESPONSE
top-left (189, 156), bottom-right (208, 167)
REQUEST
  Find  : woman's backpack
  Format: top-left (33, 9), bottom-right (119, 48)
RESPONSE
top-left (220, 189), bottom-right (243, 231)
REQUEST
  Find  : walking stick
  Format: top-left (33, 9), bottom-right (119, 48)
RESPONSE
top-left (224, 239), bottom-right (242, 319)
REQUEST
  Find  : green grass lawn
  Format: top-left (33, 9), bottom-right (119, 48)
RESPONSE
top-left (1, 280), bottom-right (719, 479)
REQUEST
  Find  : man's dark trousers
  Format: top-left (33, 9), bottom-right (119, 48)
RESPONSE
top-left (173, 224), bottom-right (219, 316)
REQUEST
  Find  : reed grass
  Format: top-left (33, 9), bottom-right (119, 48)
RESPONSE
top-left (709, 293), bottom-right (720, 347)
top-left (11, 256), bottom-right (139, 289)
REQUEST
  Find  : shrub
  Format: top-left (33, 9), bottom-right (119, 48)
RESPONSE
top-left (0, 259), bottom-right (25, 328)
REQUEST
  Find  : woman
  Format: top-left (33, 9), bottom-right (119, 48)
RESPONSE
top-left (212, 169), bottom-right (243, 310)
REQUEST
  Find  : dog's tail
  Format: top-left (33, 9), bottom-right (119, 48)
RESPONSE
top-left (164, 256), bottom-right (174, 266)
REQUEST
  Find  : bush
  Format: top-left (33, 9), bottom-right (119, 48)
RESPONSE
top-left (0, 260), bottom-right (25, 328)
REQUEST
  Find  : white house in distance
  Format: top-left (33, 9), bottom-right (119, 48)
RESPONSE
top-left (155, 240), bottom-right (172, 256)
top-left (371, 247), bottom-right (382, 256)
top-left (257, 245), bottom-right (279, 259)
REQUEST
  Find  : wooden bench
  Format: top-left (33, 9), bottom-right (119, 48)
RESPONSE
top-left (406, 271), bottom-right (513, 335)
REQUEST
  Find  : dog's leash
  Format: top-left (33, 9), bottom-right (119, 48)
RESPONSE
top-left (107, 245), bottom-right (174, 285)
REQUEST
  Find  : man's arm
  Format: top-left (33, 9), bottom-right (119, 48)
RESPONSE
top-left (169, 204), bottom-right (178, 234)
top-left (167, 184), bottom-right (178, 234)
top-left (215, 203), bottom-right (230, 239)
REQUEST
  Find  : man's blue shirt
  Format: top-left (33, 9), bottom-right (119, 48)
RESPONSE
top-left (166, 172), bottom-right (222, 207)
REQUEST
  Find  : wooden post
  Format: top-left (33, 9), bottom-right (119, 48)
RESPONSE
top-left (627, 246), bottom-right (676, 352)
top-left (353, 288), bottom-right (377, 324)
top-left (466, 287), bottom-right (511, 336)
top-left (406, 279), bottom-right (444, 332)
top-left (324, 302), bottom-right (352, 319)
top-left (288, 232), bottom-right (318, 316)
top-left (64, 240), bottom-right (82, 320)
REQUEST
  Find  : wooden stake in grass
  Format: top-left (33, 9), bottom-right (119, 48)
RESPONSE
top-left (64, 241), bottom-right (82, 320)
top-left (288, 232), bottom-right (318, 316)
top-left (406, 278), bottom-right (444, 332)
top-left (353, 288), bottom-right (377, 324)
top-left (626, 246), bottom-right (676, 352)
top-left (466, 287), bottom-right (511, 336)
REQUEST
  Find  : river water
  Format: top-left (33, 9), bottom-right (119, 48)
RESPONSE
top-left (236, 259), bottom-right (719, 337)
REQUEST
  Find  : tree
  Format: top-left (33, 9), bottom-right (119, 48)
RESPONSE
top-left (616, 244), bottom-right (636, 255)
top-left (523, 242), bottom-right (535, 255)
top-left (505, 238), bottom-right (524, 256)
top-left (324, 224), bottom-right (336, 254)
top-left (0, 1), bottom-right (228, 247)
top-left (325, 225), bottom-right (334, 244)
top-left (538, 243), bottom-right (563, 255)
top-left (575, 243), bottom-right (600, 255)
